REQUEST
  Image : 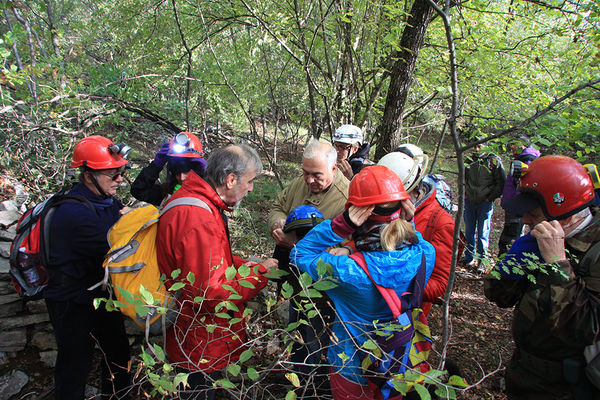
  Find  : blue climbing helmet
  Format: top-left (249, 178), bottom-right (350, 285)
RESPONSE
top-left (284, 205), bottom-right (324, 234)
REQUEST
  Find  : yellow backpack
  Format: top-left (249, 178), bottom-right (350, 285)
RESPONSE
top-left (98, 197), bottom-right (211, 336)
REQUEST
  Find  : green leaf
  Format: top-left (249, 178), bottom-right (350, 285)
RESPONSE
top-left (139, 285), bottom-right (154, 304)
top-left (93, 298), bottom-right (102, 310)
top-left (238, 280), bottom-right (256, 289)
top-left (448, 375), bottom-right (469, 388)
top-left (243, 308), bottom-right (254, 317)
top-left (299, 289), bottom-right (322, 298)
top-left (413, 383), bottom-right (431, 400)
top-left (135, 305), bottom-right (150, 317)
top-left (247, 367), bottom-right (260, 380)
top-left (152, 343), bottom-right (165, 362)
top-left (169, 282), bottom-right (185, 292)
top-left (316, 259), bottom-right (328, 277)
top-left (238, 264), bottom-right (251, 277)
top-left (362, 339), bottom-right (379, 351)
top-left (186, 271), bottom-right (195, 284)
top-left (285, 372), bottom-right (301, 388)
top-left (216, 378), bottom-right (236, 389)
top-left (173, 372), bottom-right (189, 389)
top-left (222, 284), bottom-right (239, 294)
top-left (312, 279), bottom-right (338, 291)
top-left (239, 348), bottom-right (253, 363)
top-left (281, 281), bottom-right (293, 299)
top-left (116, 284), bottom-right (135, 305)
top-left (227, 364), bottom-right (241, 376)
top-left (193, 296), bottom-right (205, 303)
top-left (285, 391), bottom-right (297, 400)
top-left (171, 269), bottom-right (181, 279)
top-left (225, 265), bottom-right (237, 280)
top-left (215, 312), bottom-right (232, 319)
top-left (299, 272), bottom-right (313, 288)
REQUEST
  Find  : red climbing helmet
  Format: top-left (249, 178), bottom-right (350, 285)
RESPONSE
top-left (347, 165), bottom-right (410, 208)
top-left (168, 132), bottom-right (204, 158)
top-left (504, 155), bottom-right (595, 220)
top-left (71, 136), bottom-right (129, 169)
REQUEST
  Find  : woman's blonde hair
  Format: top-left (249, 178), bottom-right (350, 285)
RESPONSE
top-left (380, 219), bottom-right (418, 251)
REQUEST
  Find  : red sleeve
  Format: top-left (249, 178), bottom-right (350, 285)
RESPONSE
top-left (423, 218), bottom-right (454, 304)
top-left (172, 214), bottom-right (268, 310)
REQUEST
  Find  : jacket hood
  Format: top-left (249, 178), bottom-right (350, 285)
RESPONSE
top-left (361, 231), bottom-right (435, 289)
top-left (349, 142), bottom-right (371, 163)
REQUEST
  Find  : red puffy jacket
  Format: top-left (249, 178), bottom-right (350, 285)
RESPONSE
top-left (414, 187), bottom-right (455, 316)
top-left (157, 172), bottom-right (269, 372)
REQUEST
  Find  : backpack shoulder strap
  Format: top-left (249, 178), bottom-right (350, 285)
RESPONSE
top-left (349, 251), bottom-right (427, 318)
top-left (160, 196), bottom-right (213, 216)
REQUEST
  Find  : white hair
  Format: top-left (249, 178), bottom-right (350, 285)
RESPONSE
top-left (303, 139), bottom-right (337, 170)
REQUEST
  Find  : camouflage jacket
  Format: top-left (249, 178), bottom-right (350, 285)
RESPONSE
top-left (485, 209), bottom-right (600, 361)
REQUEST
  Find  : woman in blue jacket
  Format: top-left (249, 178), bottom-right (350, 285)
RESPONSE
top-left (291, 165), bottom-right (435, 400)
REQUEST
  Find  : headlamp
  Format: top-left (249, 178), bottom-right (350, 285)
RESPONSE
top-left (108, 143), bottom-right (131, 159)
top-left (510, 160), bottom-right (529, 179)
top-left (172, 143), bottom-right (186, 154)
top-left (174, 132), bottom-right (191, 147)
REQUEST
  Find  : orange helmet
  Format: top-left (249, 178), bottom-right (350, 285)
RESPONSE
top-left (347, 165), bottom-right (410, 208)
top-left (504, 155), bottom-right (595, 220)
top-left (168, 132), bottom-right (204, 158)
top-left (71, 136), bottom-right (129, 169)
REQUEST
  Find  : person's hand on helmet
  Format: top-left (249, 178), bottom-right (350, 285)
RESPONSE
top-left (400, 199), bottom-right (415, 221)
top-left (348, 205), bottom-right (374, 226)
top-left (153, 141), bottom-right (170, 168)
top-left (530, 220), bottom-right (568, 264)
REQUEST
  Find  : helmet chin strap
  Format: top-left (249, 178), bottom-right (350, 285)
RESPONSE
top-left (88, 170), bottom-right (109, 199)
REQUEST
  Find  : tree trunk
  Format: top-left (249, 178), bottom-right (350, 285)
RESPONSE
top-left (374, 0), bottom-right (435, 160)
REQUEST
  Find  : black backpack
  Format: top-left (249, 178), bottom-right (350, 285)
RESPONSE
top-left (9, 188), bottom-right (94, 299)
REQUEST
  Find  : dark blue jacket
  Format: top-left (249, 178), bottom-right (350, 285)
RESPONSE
top-left (44, 183), bottom-right (122, 304)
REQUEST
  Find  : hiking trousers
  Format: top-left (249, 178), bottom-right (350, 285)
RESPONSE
top-left (46, 299), bottom-right (131, 400)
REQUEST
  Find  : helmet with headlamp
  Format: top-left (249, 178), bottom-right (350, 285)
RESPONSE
top-left (168, 132), bottom-right (204, 158)
top-left (333, 125), bottom-right (363, 145)
top-left (71, 136), bottom-right (130, 170)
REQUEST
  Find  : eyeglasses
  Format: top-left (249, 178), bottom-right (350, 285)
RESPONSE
top-left (334, 143), bottom-right (352, 151)
top-left (95, 167), bottom-right (127, 181)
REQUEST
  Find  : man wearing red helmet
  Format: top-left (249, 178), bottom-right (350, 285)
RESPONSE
top-left (131, 131), bottom-right (207, 206)
top-left (44, 136), bottom-right (131, 399)
top-left (485, 155), bottom-right (600, 399)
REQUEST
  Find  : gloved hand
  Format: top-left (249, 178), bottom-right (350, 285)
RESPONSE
top-left (190, 157), bottom-right (207, 172)
top-left (152, 141), bottom-right (170, 168)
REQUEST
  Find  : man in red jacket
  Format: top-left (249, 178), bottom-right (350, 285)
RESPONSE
top-left (379, 147), bottom-right (455, 315)
top-left (157, 144), bottom-right (278, 400)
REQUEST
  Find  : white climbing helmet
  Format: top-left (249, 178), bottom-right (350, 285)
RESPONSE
top-left (378, 150), bottom-right (429, 193)
top-left (333, 124), bottom-right (363, 145)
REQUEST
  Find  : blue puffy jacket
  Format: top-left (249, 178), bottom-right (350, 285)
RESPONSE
top-left (290, 219), bottom-right (435, 384)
